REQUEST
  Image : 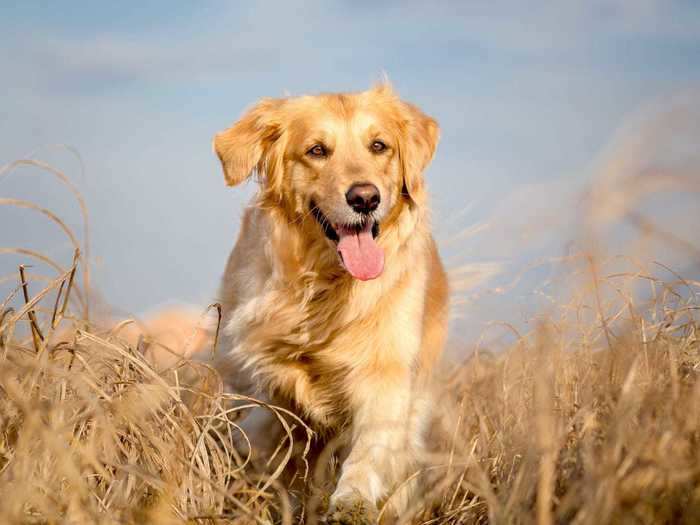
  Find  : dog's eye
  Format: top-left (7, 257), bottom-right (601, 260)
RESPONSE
top-left (307, 144), bottom-right (327, 158)
top-left (371, 140), bottom-right (387, 153)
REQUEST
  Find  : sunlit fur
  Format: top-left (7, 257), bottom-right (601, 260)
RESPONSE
top-left (213, 84), bottom-right (448, 518)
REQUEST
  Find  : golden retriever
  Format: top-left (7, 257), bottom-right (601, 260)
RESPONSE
top-left (213, 83), bottom-right (448, 521)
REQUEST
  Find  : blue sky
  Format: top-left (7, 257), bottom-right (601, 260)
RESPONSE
top-left (2, 1), bottom-right (699, 344)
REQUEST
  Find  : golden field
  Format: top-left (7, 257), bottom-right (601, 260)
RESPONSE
top-left (1, 100), bottom-right (699, 524)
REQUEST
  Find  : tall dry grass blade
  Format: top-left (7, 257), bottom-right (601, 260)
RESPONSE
top-left (587, 255), bottom-right (616, 382)
top-left (54, 248), bottom-right (79, 329)
top-left (0, 198), bottom-right (80, 253)
top-left (0, 306), bottom-right (14, 350)
top-left (50, 280), bottom-right (65, 329)
top-left (1, 157), bottom-right (91, 318)
top-left (209, 302), bottom-right (222, 359)
top-left (534, 325), bottom-right (557, 525)
top-left (0, 265), bottom-right (76, 344)
top-left (0, 248), bottom-right (85, 309)
top-left (18, 264), bottom-right (44, 353)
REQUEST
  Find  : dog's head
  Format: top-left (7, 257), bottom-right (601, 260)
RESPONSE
top-left (214, 84), bottom-right (439, 281)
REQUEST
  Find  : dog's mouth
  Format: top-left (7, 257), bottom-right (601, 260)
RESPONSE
top-left (310, 201), bottom-right (384, 281)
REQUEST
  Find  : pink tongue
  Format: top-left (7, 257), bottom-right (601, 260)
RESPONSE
top-left (337, 223), bottom-right (384, 281)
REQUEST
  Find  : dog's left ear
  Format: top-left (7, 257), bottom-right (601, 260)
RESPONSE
top-left (399, 102), bottom-right (440, 203)
top-left (213, 98), bottom-right (285, 187)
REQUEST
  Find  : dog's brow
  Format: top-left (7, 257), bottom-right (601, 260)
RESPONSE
top-left (352, 112), bottom-right (378, 132)
top-left (293, 119), bottom-right (341, 146)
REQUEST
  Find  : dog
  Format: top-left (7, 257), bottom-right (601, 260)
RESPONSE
top-left (213, 83), bottom-right (448, 521)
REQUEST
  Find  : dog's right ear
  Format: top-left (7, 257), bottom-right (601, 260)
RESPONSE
top-left (213, 98), bottom-right (285, 187)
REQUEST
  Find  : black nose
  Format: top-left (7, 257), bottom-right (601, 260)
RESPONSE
top-left (345, 183), bottom-right (380, 214)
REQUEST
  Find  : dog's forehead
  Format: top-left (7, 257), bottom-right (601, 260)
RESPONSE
top-left (287, 96), bottom-right (393, 140)
top-left (351, 111), bottom-right (380, 132)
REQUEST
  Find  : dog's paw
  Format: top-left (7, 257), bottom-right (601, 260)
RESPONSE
top-left (323, 497), bottom-right (377, 524)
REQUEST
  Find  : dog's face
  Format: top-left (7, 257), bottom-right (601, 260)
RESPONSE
top-left (214, 85), bottom-right (438, 281)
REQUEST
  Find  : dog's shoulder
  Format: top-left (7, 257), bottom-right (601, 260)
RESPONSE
top-left (219, 203), bottom-right (273, 313)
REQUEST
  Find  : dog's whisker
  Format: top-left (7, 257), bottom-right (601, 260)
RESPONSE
top-left (291, 205), bottom-right (318, 226)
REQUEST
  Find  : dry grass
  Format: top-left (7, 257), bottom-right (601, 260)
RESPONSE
top-left (1, 256), bottom-right (699, 524)
top-left (1, 100), bottom-right (699, 524)
top-left (422, 262), bottom-right (700, 525)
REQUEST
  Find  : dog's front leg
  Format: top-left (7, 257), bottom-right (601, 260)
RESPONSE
top-left (328, 368), bottom-right (425, 521)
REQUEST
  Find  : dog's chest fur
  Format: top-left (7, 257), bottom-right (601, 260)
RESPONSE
top-left (219, 207), bottom-right (429, 430)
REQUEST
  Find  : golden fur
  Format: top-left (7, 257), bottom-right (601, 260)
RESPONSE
top-left (213, 84), bottom-right (448, 519)
top-left (49, 308), bottom-right (211, 369)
